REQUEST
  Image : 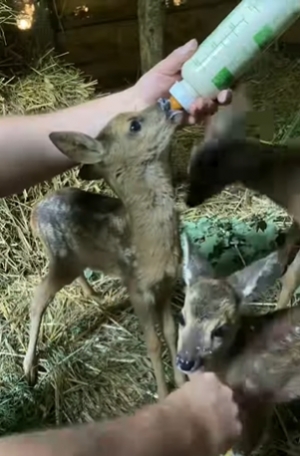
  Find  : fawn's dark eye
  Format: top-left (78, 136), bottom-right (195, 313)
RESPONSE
top-left (129, 119), bottom-right (142, 133)
top-left (178, 312), bottom-right (185, 326)
top-left (212, 324), bottom-right (230, 339)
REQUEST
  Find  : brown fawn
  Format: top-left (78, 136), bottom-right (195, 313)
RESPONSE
top-left (177, 232), bottom-right (300, 455)
top-left (186, 86), bottom-right (300, 311)
top-left (23, 101), bottom-right (186, 399)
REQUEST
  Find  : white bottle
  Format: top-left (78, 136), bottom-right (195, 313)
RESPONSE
top-left (169, 0), bottom-right (300, 111)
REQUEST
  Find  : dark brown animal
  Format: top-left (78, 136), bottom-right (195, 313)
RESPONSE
top-left (23, 101), bottom-right (186, 399)
top-left (186, 88), bottom-right (300, 310)
top-left (177, 232), bottom-right (300, 455)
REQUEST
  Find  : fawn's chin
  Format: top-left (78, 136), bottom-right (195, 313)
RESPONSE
top-left (194, 363), bottom-right (205, 373)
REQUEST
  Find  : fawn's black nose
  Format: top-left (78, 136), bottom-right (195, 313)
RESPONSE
top-left (157, 97), bottom-right (183, 124)
top-left (157, 97), bottom-right (171, 114)
top-left (176, 355), bottom-right (196, 373)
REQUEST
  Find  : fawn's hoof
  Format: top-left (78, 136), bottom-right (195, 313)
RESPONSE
top-left (23, 357), bottom-right (38, 387)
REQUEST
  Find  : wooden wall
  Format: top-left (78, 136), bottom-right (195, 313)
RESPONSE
top-left (51, 0), bottom-right (300, 90)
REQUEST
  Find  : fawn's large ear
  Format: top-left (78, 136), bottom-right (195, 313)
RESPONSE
top-left (49, 131), bottom-right (106, 164)
top-left (227, 251), bottom-right (284, 302)
top-left (181, 232), bottom-right (214, 286)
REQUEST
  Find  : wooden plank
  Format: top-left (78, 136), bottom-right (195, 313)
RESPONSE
top-left (56, 20), bottom-right (140, 88)
top-left (280, 20), bottom-right (300, 43)
top-left (52, 0), bottom-right (237, 30)
top-left (165, 0), bottom-right (238, 54)
top-left (57, 1), bottom-right (237, 65)
top-left (54, 0), bottom-right (227, 17)
top-left (55, 0), bottom-right (239, 89)
top-left (56, 20), bottom-right (139, 66)
top-left (53, 0), bottom-right (136, 30)
top-left (54, 0), bottom-right (135, 18)
top-left (78, 59), bottom-right (140, 91)
top-left (138, 0), bottom-right (165, 73)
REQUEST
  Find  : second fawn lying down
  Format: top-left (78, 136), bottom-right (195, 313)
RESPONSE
top-left (23, 101), bottom-right (186, 399)
top-left (186, 88), bottom-right (300, 310)
top-left (177, 233), bottom-right (300, 455)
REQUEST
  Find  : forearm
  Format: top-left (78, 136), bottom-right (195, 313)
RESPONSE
top-left (0, 87), bottom-right (139, 197)
top-left (0, 402), bottom-right (214, 456)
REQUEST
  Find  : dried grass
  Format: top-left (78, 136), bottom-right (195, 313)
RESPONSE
top-left (0, 46), bottom-right (300, 454)
top-left (0, 0), bottom-right (16, 41)
top-left (0, 51), bottom-right (97, 116)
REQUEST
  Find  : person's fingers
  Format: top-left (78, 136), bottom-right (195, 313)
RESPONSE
top-left (189, 98), bottom-right (218, 116)
top-left (235, 418), bottom-right (243, 435)
top-left (189, 97), bottom-right (205, 112)
top-left (223, 384), bottom-right (234, 400)
top-left (229, 399), bottom-right (239, 420)
top-left (187, 90), bottom-right (233, 125)
top-left (191, 92), bottom-right (232, 112)
top-left (154, 39), bottom-right (198, 75)
top-left (187, 115), bottom-right (196, 125)
top-left (217, 89), bottom-right (232, 105)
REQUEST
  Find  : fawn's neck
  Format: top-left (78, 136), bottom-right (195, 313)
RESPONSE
top-left (119, 163), bottom-right (181, 278)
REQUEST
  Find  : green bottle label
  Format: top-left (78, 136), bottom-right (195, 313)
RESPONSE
top-left (253, 24), bottom-right (274, 50)
top-left (212, 67), bottom-right (234, 90)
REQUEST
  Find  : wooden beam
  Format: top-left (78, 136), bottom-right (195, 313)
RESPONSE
top-left (138, 0), bottom-right (164, 74)
top-left (281, 21), bottom-right (300, 43)
top-left (53, 0), bottom-right (240, 31)
top-left (32, 0), bottom-right (55, 52)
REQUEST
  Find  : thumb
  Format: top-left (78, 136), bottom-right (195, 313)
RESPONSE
top-left (156, 39), bottom-right (198, 74)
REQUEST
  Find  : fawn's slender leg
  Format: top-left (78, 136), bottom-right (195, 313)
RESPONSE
top-left (23, 263), bottom-right (78, 386)
top-left (77, 274), bottom-right (98, 298)
top-left (132, 294), bottom-right (168, 400)
top-left (277, 252), bottom-right (300, 309)
top-left (160, 300), bottom-right (186, 388)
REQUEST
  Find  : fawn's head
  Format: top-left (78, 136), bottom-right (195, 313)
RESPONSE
top-left (186, 138), bottom-right (263, 207)
top-left (176, 234), bottom-right (285, 374)
top-left (48, 101), bottom-right (183, 195)
top-left (186, 84), bottom-right (252, 207)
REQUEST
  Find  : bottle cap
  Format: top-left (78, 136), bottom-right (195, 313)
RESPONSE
top-left (169, 80), bottom-right (199, 112)
top-left (169, 96), bottom-right (183, 111)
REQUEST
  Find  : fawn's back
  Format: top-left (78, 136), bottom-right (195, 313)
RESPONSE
top-left (222, 305), bottom-right (300, 400)
top-left (31, 189), bottom-right (129, 277)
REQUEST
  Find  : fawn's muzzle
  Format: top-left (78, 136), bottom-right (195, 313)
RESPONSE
top-left (176, 353), bottom-right (204, 373)
top-left (157, 98), bottom-right (183, 124)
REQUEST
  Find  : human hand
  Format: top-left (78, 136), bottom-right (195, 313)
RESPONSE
top-left (166, 372), bottom-right (242, 456)
top-left (133, 39), bottom-right (232, 125)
